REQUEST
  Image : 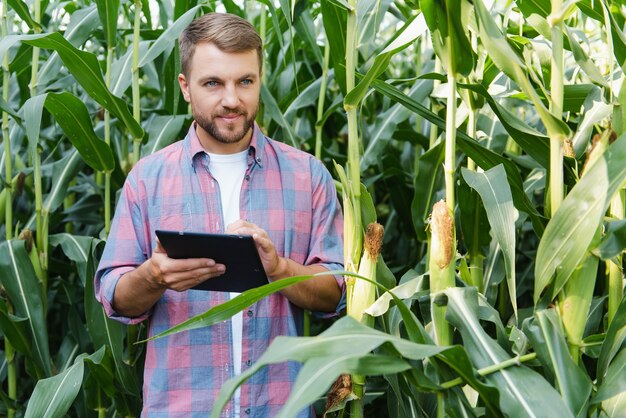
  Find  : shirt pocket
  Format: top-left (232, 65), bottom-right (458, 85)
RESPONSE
top-left (148, 202), bottom-right (194, 232)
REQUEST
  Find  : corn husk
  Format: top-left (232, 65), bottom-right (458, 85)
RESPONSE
top-left (348, 223), bottom-right (383, 324)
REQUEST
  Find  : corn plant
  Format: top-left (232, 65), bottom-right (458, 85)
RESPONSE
top-left (0, 0), bottom-right (625, 417)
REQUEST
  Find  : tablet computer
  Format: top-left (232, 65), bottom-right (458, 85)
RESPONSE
top-left (155, 229), bottom-right (268, 292)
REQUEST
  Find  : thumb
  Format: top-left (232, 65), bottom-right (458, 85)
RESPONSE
top-left (154, 239), bottom-right (167, 254)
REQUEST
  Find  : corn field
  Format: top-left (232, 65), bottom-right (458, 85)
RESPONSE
top-left (1, 0), bottom-right (625, 416)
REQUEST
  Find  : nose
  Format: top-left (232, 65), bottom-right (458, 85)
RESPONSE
top-left (221, 83), bottom-right (240, 109)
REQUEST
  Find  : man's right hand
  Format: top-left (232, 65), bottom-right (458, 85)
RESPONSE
top-left (111, 240), bottom-right (226, 317)
top-left (146, 240), bottom-right (226, 292)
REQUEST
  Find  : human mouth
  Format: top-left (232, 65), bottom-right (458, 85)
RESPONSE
top-left (217, 113), bottom-right (244, 122)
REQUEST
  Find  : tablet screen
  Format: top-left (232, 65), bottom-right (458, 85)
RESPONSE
top-left (155, 230), bottom-right (268, 292)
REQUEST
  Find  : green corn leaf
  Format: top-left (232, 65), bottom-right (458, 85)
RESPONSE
top-left (0, 300), bottom-right (31, 354)
top-left (209, 316), bottom-right (448, 418)
top-left (279, 355), bottom-right (410, 418)
top-left (25, 151), bottom-right (82, 230)
top-left (356, 0), bottom-right (393, 57)
top-left (412, 142), bottom-right (445, 241)
top-left (261, 84), bottom-right (300, 148)
top-left (257, 0), bottom-right (285, 53)
top-left (576, 0), bottom-right (626, 67)
top-left (361, 78), bottom-right (432, 171)
top-left (139, 6), bottom-right (201, 67)
top-left (0, 240), bottom-right (52, 377)
top-left (345, 14), bottom-right (428, 107)
top-left (110, 41), bottom-right (150, 96)
top-left (517, 0), bottom-right (550, 18)
top-left (149, 274), bottom-right (322, 341)
top-left (38, 5), bottom-right (100, 87)
top-left (294, 10), bottom-right (324, 66)
top-left (84, 241), bottom-right (139, 396)
top-left (564, 26), bottom-right (607, 87)
top-left (459, 83), bottom-right (550, 168)
top-left (24, 350), bottom-right (102, 418)
top-left (0, 95), bottom-right (21, 122)
top-left (370, 78), bottom-right (546, 235)
top-left (26, 94), bottom-right (106, 174)
top-left (22, 94), bottom-right (46, 156)
top-left (435, 345), bottom-right (504, 416)
top-left (572, 88), bottom-right (612, 157)
top-left (445, 287), bottom-right (573, 418)
top-left (534, 133), bottom-right (626, 301)
top-left (592, 219), bottom-right (626, 260)
top-left (49, 233), bottom-right (93, 287)
top-left (95, 0), bottom-right (120, 48)
top-left (320, 0), bottom-right (348, 95)
top-left (462, 165), bottom-right (517, 319)
top-left (141, 115), bottom-right (187, 157)
top-left (597, 296), bottom-right (626, 385)
top-left (45, 92), bottom-right (115, 173)
top-left (7, 0), bottom-right (41, 31)
top-left (473, 0), bottom-right (570, 138)
top-left (593, 349), bottom-right (626, 404)
top-left (525, 309), bottom-right (592, 416)
top-left (3, 33), bottom-right (143, 139)
top-left (601, 392), bottom-right (626, 418)
top-left (284, 76), bottom-right (325, 120)
top-left (84, 345), bottom-right (117, 399)
top-left (614, 78), bottom-right (626, 136)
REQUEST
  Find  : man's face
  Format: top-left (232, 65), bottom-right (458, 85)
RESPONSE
top-left (178, 43), bottom-right (261, 153)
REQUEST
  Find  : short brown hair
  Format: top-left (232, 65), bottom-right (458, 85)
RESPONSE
top-left (179, 13), bottom-right (263, 76)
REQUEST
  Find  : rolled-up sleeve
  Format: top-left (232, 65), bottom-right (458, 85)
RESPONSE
top-left (94, 170), bottom-right (151, 324)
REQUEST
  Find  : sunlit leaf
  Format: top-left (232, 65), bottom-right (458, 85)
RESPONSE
top-left (535, 133), bottom-right (626, 301)
top-left (462, 165), bottom-right (517, 319)
top-left (139, 6), bottom-right (202, 67)
top-left (445, 287), bottom-right (573, 417)
top-left (24, 351), bottom-right (99, 418)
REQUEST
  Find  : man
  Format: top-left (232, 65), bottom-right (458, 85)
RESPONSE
top-left (95, 12), bottom-right (344, 417)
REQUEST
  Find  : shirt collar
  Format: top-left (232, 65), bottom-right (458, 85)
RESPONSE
top-left (184, 121), bottom-right (265, 168)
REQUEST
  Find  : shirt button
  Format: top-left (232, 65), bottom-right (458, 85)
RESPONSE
top-left (255, 157), bottom-right (261, 163)
top-left (244, 408), bottom-right (251, 415)
top-left (246, 359), bottom-right (252, 366)
top-left (247, 310), bottom-right (253, 317)
top-left (244, 175), bottom-right (250, 181)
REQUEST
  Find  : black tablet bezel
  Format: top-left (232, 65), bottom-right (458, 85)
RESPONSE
top-left (155, 229), bottom-right (268, 292)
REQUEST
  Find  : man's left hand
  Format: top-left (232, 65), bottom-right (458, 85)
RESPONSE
top-left (226, 219), bottom-right (284, 279)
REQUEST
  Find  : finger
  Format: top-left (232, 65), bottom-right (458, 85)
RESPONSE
top-left (164, 264), bottom-right (226, 291)
top-left (161, 257), bottom-right (217, 275)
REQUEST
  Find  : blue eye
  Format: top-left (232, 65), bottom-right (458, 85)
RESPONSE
top-left (241, 79), bottom-right (253, 86)
top-left (205, 80), bottom-right (218, 87)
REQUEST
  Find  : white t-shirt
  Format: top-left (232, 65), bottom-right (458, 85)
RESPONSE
top-left (207, 150), bottom-right (248, 418)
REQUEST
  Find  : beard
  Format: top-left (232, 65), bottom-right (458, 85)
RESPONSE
top-left (194, 106), bottom-right (257, 145)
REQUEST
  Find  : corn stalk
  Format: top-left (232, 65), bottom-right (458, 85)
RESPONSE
top-left (1, 4), bottom-right (16, 416)
top-left (131, 0), bottom-right (142, 166)
top-left (315, 44), bottom-right (330, 160)
top-left (607, 190), bottom-right (624, 324)
top-left (343, 1), bottom-right (364, 416)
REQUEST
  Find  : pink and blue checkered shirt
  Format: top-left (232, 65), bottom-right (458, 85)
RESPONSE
top-left (95, 123), bottom-right (344, 417)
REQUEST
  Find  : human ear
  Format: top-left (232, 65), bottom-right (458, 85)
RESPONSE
top-left (178, 73), bottom-right (191, 102)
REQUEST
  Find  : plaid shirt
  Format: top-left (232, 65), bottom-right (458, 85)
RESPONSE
top-left (95, 123), bottom-right (344, 417)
